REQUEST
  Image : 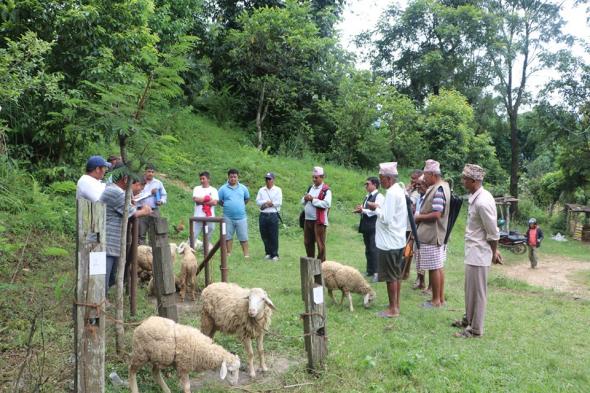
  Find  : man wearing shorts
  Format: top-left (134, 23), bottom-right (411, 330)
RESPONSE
top-left (368, 162), bottom-right (408, 318)
top-left (192, 171), bottom-right (218, 248)
top-left (415, 159), bottom-right (451, 308)
top-left (218, 168), bottom-right (250, 258)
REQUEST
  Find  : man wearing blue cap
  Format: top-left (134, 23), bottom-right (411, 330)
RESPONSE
top-left (76, 155), bottom-right (111, 202)
top-left (256, 172), bottom-right (282, 261)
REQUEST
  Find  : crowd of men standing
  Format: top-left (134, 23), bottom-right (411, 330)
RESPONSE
top-left (76, 155), bottom-right (501, 338)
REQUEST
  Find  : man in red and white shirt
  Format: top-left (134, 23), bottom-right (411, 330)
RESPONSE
top-left (192, 171), bottom-right (218, 246)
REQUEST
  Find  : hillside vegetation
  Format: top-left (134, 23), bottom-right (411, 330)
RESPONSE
top-left (2, 110), bottom-right (590, 393)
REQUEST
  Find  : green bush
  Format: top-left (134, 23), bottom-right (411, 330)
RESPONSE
top-left (516, 198), bottom-right (548, 226)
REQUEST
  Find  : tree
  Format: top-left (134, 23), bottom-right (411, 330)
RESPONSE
top-left (224, 0), bottom-right (334, 149)
top-left (422, 89), bottom-right (505, 182)
top-left (482, 0), bottom-right (571, 200)
top-left (363, 0), bottom-right (492, 103)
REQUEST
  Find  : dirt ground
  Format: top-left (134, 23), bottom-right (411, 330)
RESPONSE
top-left (497, 256), bottom-right (590, 299)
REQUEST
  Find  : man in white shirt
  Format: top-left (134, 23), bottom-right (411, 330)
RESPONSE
top-left (301, 166), bottom-right (332, 261)
top-left (256, 172), bottom-right (283, 261)
top-left (76, 155), bottom-right (111, 202)
top-left (354, 177), bottom-right (384, 282)
top-left (192, 171), bottom-right (219, 245)
top-left (454, 164), bottom-right (502, 338)
top-left (368, 162), bottom-right (408, 318)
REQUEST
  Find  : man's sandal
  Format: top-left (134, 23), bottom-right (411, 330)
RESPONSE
top-left (451, 319), bottom-right (468, 328)
top-left (453, 329), bottom-right (481, 339)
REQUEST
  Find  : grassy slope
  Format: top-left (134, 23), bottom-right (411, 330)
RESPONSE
top-left (2, 110), bottom-right (589, 392)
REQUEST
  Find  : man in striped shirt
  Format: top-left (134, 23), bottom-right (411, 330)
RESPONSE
top-left (100, 164), bottom-right (152, 296)
top-left (415, 159), bottom-right (451, 308)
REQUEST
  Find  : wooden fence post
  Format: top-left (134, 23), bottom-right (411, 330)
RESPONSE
top-left (300, 257), bottom-right (327, 373)
top-left (149, 216), bottom-right (178, 322)
top-left (75, 199), bottom-right (106, 393)
top-left (128, 217), bottom-right (138, 316)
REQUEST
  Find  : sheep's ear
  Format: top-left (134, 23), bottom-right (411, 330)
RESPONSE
top-left (220, 360), bottom-right (228, 380)
top-left (263, 296), bottom-right (276, 310)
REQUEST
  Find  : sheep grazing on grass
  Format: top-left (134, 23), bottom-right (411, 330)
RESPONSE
top-left (128, 316), bottom-right (240, 393)
top-left (322, 260), bottom-right (376, 312)
top-left (200, 282), bottom-right (276, 378)
top-left (176, 242), bottom-right (198, 302)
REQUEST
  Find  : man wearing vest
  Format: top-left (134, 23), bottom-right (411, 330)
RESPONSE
top-left (368, 162), bottom-right (408, 318)
top-left (301, 166), bottom-right (332, 261)
top-left (354, 177), bottom-right (384, 282)
top-left (415, 159), bottom-right (451, 308)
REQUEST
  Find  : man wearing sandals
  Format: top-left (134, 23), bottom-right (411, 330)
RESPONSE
top-left (368, 162), bottom-right (408, 318)
top-left (454, 164), bottom-right (502, 338)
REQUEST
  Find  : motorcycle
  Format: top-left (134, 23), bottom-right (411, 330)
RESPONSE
top-left (499, 230), bottom-right (528, 254)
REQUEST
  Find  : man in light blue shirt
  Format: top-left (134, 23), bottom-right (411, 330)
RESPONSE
top-left (135, 163), bottom-right (167, 244)
top-left (218, 168), bottom-right (250, 257)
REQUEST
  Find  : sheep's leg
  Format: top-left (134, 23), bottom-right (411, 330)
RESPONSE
top-left (152, 365), bottom-right (171, 393)
top-left (179, 371), bottom-right (191, 393)
top-left (128, 365), bottom-right (140, 393)
top-left (328, 289), bottom-right (336, 304)
top-left (244, 338), bottom-right (256, 378)
top-left (347, 291), bottom-right (354, 312)
top-left (179, 273), bottom-right (186, 302)
top-left (257, 333), bottom-right (268, 372)
top-left (200, 314), bottom-right (216, 337)
top-left (339, 290), bottom-right (346, 306)
top-left (190, 275), bottom-right (197, 301)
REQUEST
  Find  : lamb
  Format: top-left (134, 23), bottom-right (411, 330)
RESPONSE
top-left (136, 243), bottom-right (178, 282)
top-left (128, 316), bottom-right (240, 393)
top-left (176, 242), bottom-right (198, 301)
top-left (200, 282), bottom-right (275, 378)
top-left (322, 260), bottom-right (376, 312)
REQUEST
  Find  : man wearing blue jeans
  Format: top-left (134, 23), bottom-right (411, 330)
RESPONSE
top-left (218, 169), bottom-right (250, 258)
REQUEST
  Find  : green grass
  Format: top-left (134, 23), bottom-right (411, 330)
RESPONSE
top-left (2, 110), bottom-right (590, 392)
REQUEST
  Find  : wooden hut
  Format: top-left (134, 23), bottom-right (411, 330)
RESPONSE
top-left (495, 196), bottom-right (519, 232)
top-left (565, 204), bottom-right (590, 241)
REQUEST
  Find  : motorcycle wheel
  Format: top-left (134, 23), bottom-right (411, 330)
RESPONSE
top-left (511, 244), bottom-right (527, 255)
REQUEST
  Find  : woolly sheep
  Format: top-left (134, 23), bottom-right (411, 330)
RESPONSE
top-left (322, 260), bottom-right (376, 312)
top-left (176, 242), bottom-right (198, 301)
top-left (136, 243), bottom-right (178, 280)
top-left (128, 316), bottom-right (240, 393)
top-left (200, 282), bottom-right (275, 378)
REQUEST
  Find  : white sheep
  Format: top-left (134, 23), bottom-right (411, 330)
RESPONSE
top-left (176, 242), bottom-right (198, 302)
top-left (322, 260), bottom-right (376, 312)
top-left (128, 316), bottom-right (240, 393)
top-left (137, 243), bottom-right (178, 271)
top-left (200, 282), bottom-right (275, 378)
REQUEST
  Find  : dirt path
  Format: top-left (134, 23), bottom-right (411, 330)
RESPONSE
top-left (497, 256), bottom-right (590, 299)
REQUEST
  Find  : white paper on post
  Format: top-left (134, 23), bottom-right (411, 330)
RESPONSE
top-left (313, 286), bottom-right (324, 304)
top-left (222, 222), bottom-right (226, 235)
top-left (89, 251), bottom-right (106, 276)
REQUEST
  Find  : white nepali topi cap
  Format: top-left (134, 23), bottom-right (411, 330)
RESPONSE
top-left (462, 164), bottom-right (485, 181)
top-left (423, 159), bottom-right (441, 174)
top-left (312, 166), bottom-right (324, 176)
top-left (379, 162), bottom-right (398, 176)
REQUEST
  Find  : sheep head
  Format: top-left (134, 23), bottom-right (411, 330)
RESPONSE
top-left (176, 241), bottom-right (195, 256)
top-left (219, 357), bottom-right (240, 385)
top-left (363, 290), bottom-right (376, 308)
top-left (245, 288), bottom-right (276, 318)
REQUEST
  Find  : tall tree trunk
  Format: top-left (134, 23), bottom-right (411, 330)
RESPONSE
top-left (256, 82), bottom-right (269, 150)
top-left (509, 111), bottom-right (519, 199)
top-left (115, 132), bottom-right (129, 355)
top-left (114, 74), bottom-right (152, 355)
